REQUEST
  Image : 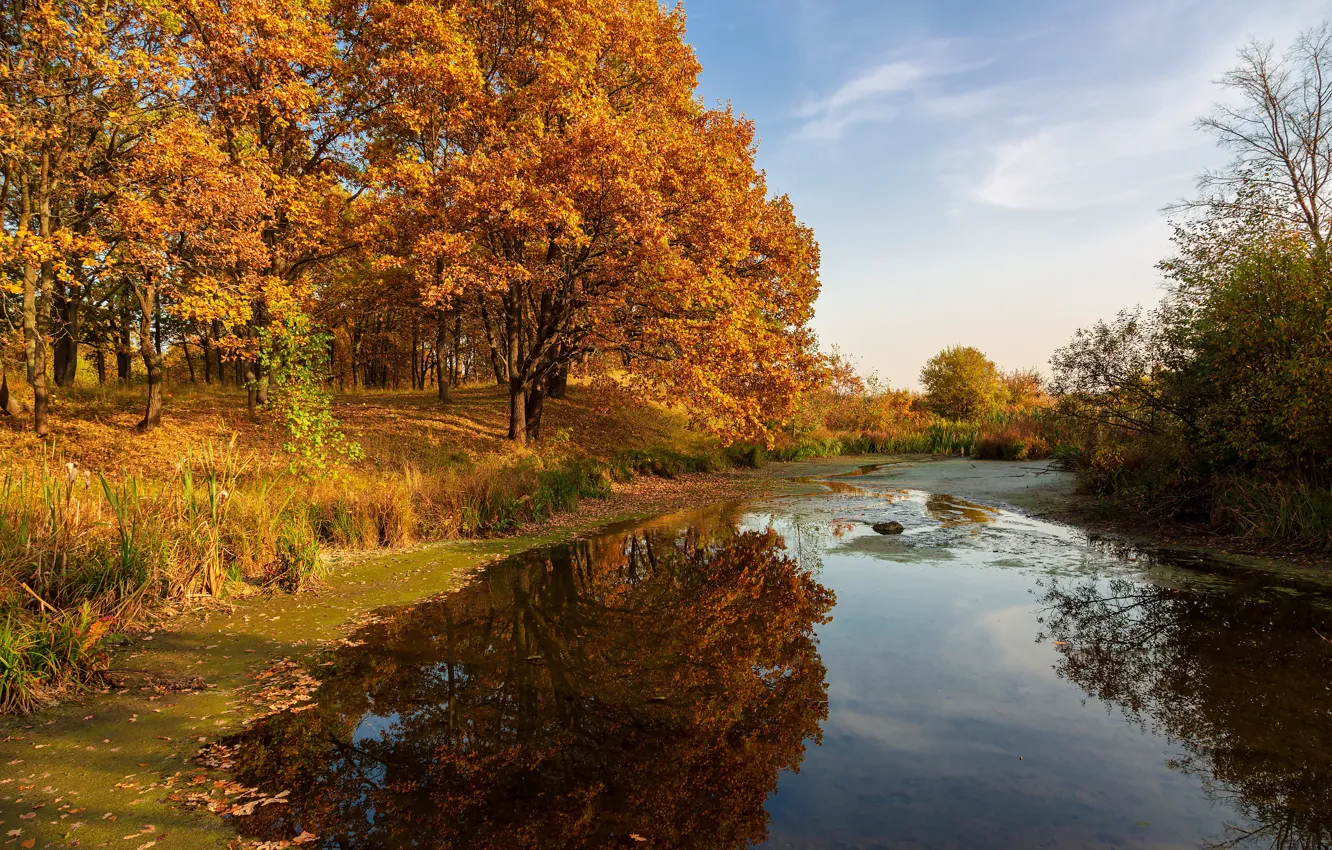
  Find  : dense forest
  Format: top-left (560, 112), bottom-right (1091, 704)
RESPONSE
top-left (1, 0), bottom-right (821, 448)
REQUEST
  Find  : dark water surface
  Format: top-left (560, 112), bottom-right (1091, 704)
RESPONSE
top-left (226, 473), bottom-right (1332, 849)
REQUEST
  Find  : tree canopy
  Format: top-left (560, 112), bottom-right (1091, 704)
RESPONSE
top-left (1, 0), bottom-right (823, 448)
top-left (920, 345), bottom-right (1005, 420)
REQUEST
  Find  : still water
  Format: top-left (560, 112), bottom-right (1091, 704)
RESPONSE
top-left (226, 467), bottom-right (1332, 849)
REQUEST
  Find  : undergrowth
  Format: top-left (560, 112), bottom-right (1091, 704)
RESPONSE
top-left (0, 410), bottom-right (1063, 713)
top-left (0, 440), bottom-right (743, 712)
top-left (755, 412), bottom-right (1060, 464)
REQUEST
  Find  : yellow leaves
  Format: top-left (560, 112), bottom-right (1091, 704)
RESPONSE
top-left (80, 615), bottom-right (117, 653)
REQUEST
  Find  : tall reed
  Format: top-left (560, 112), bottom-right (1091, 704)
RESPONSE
top-left (0, 439), bottom-right (729, 711)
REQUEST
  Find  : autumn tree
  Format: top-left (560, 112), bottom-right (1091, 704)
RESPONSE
top-left (0, 0), bottom-right (181, 436)
top-left (920, 345), bottom-right (1005, 420)
top-left (172, 0), bottom-right (377, 414)
top-left (363, 0), bottom-right (821, 444)
top-left (104, 116), bottom-right (268, 429)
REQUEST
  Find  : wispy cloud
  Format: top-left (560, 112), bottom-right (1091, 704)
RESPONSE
top-left (791, 0), bottom-right (1328, 210)
top-left (969, 79), bottom-right (1216, 211)
top-left (795, 45), bottom-right (992, 139)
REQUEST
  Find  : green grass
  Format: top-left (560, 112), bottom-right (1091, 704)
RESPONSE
top-left (1214, 477), bottom-right (1332, 553)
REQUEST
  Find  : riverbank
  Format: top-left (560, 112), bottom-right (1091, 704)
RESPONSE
top-left (0, 463), bottom-right (780, 849)
top-left (788, 455), bottom-right (1332, 592)
top-left (4, 455), bottom-right (1326, 850)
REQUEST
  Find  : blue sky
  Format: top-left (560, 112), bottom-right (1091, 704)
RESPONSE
top-left (681, 0), bottom-right (1331, 387)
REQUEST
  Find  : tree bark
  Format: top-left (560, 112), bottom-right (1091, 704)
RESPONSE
top-left (24, 260), bottom-right (50, 437)
top-left (479, 294), bottom-right (507, 385)
top-left (134, 277), bottom-right (163, 432)
top-left (436, 308), bottom-right (450, 403)
top-left (525, 377), bottom-right (545, 442)
top-left (452, 311), bottom-right (463, 386)
top-left (0, 368), bottom-right (20, 417)
top-left (504, 284), bottom-right (526, 444)
top-left (52, 273), bottom-right (79, 387)
top-left (201, 331), bottom-right (212, 384)
top-left (548, 363), bottom-right (569, 400)
top-left (181, 332), bottom-right (196, 383)
top-left (245, 358), bottom-right (258, 416)
top-left (116, 306), bottom-right (133, 381)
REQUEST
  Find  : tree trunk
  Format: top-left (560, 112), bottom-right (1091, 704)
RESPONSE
top-left (212, 321), bottom-right (226, 385)
top-left (23, 260), bottom-right (50, 437)
top-left (452, 312), bottom-right (463, 386)
top-left (479, 295), bottom-right (507, 385)
top-left (201, 332), bottom-right (212, 384)
top-left (525, 378), bottom-right (545, 442)
top-left (0, 369), bottom-right (21, 417)
top-left (94, 345), bottom-right (106, 385)
top-left (548, 364), bottom-right (569, 400)
top-left (182, 332), bottom-right (196, 383)
top-left (245, 359), bottom-right (258, 416)
top-left (505, 284), bottom-right (526, 444)
top-left (134, 278), bottom-right (163, 432)
top-left (52, 273), bottom-right (79, 387)
top-left (254, 322), bottom-right (268, 406)
top-left (436, 308), bottom-right (450, 403)
top-left (116, 307), bottom-right (133, 381)
top-left (410, 316), bottom-right (420, 391)
top-left (349, 320), bottom-right (361, 390)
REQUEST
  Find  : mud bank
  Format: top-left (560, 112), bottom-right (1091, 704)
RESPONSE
top-left (768, 455), bottom-right (1077, 514)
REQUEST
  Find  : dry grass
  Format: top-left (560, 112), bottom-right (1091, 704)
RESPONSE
top-left (0, 375), bottom-right (735, 712)
top-left (0, 379), bottom-right (707, 479)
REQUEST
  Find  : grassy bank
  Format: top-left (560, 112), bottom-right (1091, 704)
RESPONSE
top-left (762, 411), bottom-right (1061, 464)
top-left (0, 382), bottom-right (763, 713)
top-left (0, 378), bottom-right (1063, 713)
top-left (1062, 434), bottom-right (1332, 557)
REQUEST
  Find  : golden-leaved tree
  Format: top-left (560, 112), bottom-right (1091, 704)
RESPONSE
top-left (173, 0), bottom-right (373, 413)
top-left (363, 0), bottom-right (822, 444)
top-left (4, 0), bottom-right (823, 450)
top-left (1, 0), bottom-right (182, 435)
top-left (104, 115), bottom-right (269, 429)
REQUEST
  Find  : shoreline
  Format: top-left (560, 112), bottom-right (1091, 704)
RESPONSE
top-left (0, 465), bottom-right (784, 850)
top-left (2, 455), bottom-right (1327, 849)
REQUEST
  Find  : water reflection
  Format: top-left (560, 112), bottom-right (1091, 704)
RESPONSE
top-left (225, 514), bottom-right (835, 849)
top-left (1038, 578), bottom-right (1332, 849)
top-left (924, 494), bottom-right (1000, 528)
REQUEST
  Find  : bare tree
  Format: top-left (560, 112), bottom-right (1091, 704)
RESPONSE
top-left (1194, 24), bottom-right (1332, 258)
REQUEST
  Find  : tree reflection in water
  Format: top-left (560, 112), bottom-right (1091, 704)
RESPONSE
top-left (1037, 577), bottom-right (1332, 849)
top-left (226, 521), bottom-right (835, 849)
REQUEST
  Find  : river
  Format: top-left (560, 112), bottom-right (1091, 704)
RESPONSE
top-left (221, 462), bottom-right (1332, 849)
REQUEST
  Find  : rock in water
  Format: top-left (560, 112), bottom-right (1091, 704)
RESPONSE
top-left (871, 521), bottom-right (905, 535)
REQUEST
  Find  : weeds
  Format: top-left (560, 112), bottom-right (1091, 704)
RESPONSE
top-left (751, 412), bottom-right (1059, 464)
top-left (1213, 478), bottom-right (1332, 553)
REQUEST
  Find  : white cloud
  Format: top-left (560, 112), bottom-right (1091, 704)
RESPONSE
top-left (792, 0), bottom-right (1330, 210)
top-left (795, 44), bottom-right (990, 139)
top-left (971, 84), bottom-right (1214, 211)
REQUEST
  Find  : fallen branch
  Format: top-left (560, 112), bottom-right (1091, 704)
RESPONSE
top-left (18, 582), bottom-right (59, 615)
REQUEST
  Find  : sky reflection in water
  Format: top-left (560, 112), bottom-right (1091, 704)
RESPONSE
top-left (226, 481), bottom-right (1332, 849)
